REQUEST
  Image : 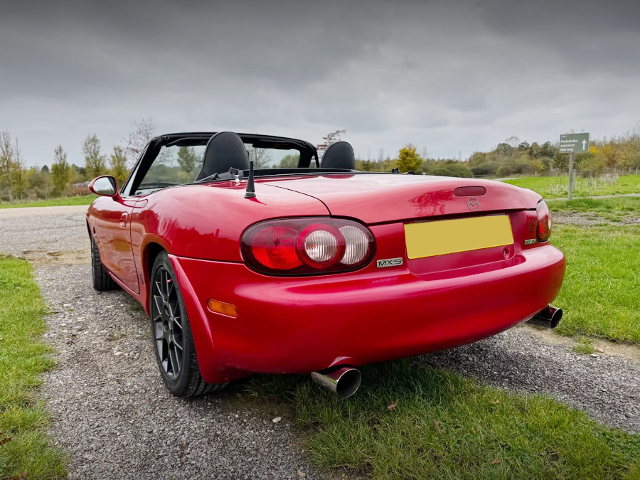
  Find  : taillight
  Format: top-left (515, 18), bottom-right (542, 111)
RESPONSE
top-left (241, 218), bottom-right (375, 275)
top-left (536, 200), bottom-right (552, 242)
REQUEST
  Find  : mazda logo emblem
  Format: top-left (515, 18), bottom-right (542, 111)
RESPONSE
top-left (467, 198), bottom-right (479, 210)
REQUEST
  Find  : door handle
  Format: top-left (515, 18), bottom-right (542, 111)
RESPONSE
top-left (119, 212), bottom-right (128, 228)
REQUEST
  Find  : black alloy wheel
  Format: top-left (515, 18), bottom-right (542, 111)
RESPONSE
top-left (149, 251), bottom-right (225, 397)
top-left (152, 265), bottom-right (184, 379)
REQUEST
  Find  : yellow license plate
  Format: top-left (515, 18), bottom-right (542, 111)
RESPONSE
top-left (404, 215), bottom-right (513, 259)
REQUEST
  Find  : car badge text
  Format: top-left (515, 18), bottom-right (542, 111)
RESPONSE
top-left (377, 258), bottom-right (403, 268)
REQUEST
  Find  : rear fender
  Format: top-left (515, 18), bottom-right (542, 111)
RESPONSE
top-left (169, 254), bottom-right (248, 384)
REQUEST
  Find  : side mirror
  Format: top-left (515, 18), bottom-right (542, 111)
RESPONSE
top-left (89, 176), bottom-right (118, 197)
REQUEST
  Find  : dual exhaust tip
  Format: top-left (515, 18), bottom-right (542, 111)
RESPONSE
top-left (312, 305), bottom-right (561, 398)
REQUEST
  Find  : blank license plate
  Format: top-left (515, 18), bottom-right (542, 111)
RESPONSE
top-left (404, 215), bottom-right (514, 259)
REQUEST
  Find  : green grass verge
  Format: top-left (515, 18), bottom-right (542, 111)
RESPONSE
top-left (503, 175), bottom-right (640, 199)
top-left (0, 195), bottom-right (96, 209)
top-left (547, 197), bottom-right (640, 222)
top-left (247, 361), bottom-right (640, 479)
top-left (0, 256), bottom-right (66, 478)
top-left (551, 225), bottom-right (640, 343)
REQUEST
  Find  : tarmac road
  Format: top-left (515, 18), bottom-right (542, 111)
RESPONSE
top-left (1, 205), bottom-right (639, 479)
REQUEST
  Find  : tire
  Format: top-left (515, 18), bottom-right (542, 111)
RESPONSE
top-left (150, 251), bottom-right (225, 397)
top-left (91, 237), bottom-right (118, 291)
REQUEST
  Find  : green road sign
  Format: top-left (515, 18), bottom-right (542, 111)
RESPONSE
top-left (559, 133), bottom-right (590, 153)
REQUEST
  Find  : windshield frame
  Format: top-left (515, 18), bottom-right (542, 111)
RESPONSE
top-left (122, 132), bottom-right (320, 196)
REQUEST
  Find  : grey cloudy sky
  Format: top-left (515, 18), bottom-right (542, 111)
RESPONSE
top-left (1, 0), bottom-right (639, 167)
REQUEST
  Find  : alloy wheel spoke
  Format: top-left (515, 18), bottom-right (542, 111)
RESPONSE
top-left (172, 316), bottom-right (182, 331)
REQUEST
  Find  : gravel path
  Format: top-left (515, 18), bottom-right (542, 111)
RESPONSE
top-left (1, 206), bottom-right (639, 478)
top-left (1, 207), bottom-right (329, 480)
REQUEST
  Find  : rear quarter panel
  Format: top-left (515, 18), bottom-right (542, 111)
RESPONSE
top-left (129, 181), bottom-right (329, 309)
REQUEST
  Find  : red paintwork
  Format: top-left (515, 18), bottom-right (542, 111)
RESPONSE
top-left (87, 174), bottom-right (565, 383)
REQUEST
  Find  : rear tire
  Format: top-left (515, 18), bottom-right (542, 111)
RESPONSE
top-left (91, 237), bottom-right (118, 291)
top-left (150, 251), bottom-right (226, 397)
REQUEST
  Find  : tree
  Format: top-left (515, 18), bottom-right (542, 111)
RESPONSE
top-left (317, 129), bottom-right (346, 160)
top-left (396, 143), bottom-right (423, 173)
top-left (0, 131), bottom-right (16, 201)
top-left (51, 145), bottom-right (71, 195)
top-left (538, 142), bottom-right (555, 158)
top-left (246, 146), bottom-right (272, 168)
top-left (11, 139), bottom-right (28, 199)
top-left (125, 118), bottom-right (155, 164)
top-left (109, 145), bottom-right (129, 185)
top-left (83, 134), bottom-right (107, 179)
top-left (601, 141), bottom-right (620, 168)
top-left (29, 165), bottom-right (53, 199)
top-left (278, 154), bottom-right (300, 168)
top-left (176, 146), bottom-right (199, 175)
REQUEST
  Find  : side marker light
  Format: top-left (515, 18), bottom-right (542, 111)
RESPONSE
top-left (207, 299), bottom-right (238, 318)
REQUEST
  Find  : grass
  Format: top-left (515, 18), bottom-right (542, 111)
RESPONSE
top-left (0, 256), bottom-right (66, 479)
top-left (503, 174), bottom-right (640, 199)
top-left (246, 361), bottom-right (640, 479)
top-left (551, 225), bottom-right (640, 343)
top-left (547, 196), bottom-right (640, 222)
top-left (0, 195), bottom-right (96, 209)
top-left (572, 337), bottom-right (596, 355)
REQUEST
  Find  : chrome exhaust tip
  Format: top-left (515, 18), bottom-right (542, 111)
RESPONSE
top-left (311, 367), bottom-right (361, 398)
top-left (526, 305), bottom-right (563, 329)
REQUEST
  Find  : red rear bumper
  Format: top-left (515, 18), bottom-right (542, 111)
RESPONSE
top-left (170, 244), bottom-right (565, 384)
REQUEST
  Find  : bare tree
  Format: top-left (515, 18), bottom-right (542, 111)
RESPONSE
top-left (246, 146), bottom-right (272, 168)
top-left (317, 129), bottom-right (347, 159)
top-left (0, 131), bottom-right (15, 201)
top-left (12, 138), bottom-right (28, 199)
top-left (125, 118), bottom-right (155, 164)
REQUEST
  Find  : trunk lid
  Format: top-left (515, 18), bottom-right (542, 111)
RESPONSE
top-left (263, 174), bottom-right (541, 224)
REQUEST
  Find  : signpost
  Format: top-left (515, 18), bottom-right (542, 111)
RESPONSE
top-left (560, 133), bottom-right (589, 199)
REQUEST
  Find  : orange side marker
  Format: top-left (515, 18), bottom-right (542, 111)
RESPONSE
top-left (207, 299), bottom-right (238, 318)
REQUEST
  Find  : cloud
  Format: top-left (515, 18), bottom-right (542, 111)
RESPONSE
top-left (1, 0), bottom-right (638, 166)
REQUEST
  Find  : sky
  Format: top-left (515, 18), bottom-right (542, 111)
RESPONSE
top-left (1, 0), bottom-right (639, 167)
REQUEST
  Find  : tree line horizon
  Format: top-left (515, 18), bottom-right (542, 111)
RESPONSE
top-left (1, 120), bottom-right (639, 202)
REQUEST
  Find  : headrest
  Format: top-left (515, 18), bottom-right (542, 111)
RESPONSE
top-left (320, 141), bottom-right (355, 169)
top-left (196, 131), bottom-right (249, 180)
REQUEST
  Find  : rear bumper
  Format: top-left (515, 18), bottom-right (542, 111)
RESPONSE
top-left (170, 244), bottom-right (565, 383)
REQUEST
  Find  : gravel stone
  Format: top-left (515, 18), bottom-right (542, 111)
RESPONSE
top-left (1, 205), bottom-right (639, 479)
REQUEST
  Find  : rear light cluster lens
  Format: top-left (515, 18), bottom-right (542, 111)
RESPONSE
top-left (241, 218), bottom-right (375, 275)
top-left (536, 200), bottom-right (552, 242)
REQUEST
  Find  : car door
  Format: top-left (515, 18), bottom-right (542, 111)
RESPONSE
top-left (92, 195), bottom-right (140, 293)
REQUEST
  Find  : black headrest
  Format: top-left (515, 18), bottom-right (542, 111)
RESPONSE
top-left (196, 132), bottom-right (249, 180)
top-left (320, 141), bottom-right (355, 169)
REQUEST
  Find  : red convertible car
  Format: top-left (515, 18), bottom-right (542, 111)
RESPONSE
top-left (87, 132), bottom-right (565, 398)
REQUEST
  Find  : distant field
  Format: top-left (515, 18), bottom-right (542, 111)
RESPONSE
top-left (547, 196), bottom-right (640, 222)
top-left (0, 195), bottom-right (96, 209)
top-left (552, 224), bottom-right (640, 343)
top-left (503, 174), bottom-right (640, 198)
